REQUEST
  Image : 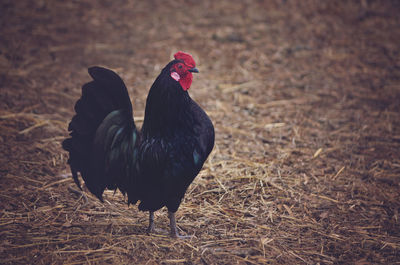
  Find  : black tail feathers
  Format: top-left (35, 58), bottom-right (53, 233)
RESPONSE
top-left (62, 67), bottom-right (134, 200)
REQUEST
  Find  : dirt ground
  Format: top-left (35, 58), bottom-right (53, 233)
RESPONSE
top-left (1, 0), bottom-right (400, 264)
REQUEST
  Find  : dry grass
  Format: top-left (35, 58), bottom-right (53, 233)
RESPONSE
top-left (1, 0), bottom-right (400, 264)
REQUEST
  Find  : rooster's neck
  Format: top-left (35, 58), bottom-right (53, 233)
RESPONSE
top-left (142, 71), bottom-right (193, 138)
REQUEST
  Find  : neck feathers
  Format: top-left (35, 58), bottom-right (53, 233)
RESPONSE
top-left (142, 66), bottom-right (192, 138)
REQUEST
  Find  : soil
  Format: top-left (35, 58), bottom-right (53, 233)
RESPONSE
top-left (1, 0), bottom-right (400, 264)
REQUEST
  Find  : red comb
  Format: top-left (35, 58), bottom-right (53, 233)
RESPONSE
top-left (174, 51), bottom-right (196, 68)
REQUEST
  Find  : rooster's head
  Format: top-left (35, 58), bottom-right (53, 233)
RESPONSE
top-left (170, 51), bottom-right (199, 91)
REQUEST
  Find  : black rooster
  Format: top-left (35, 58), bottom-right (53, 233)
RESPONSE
top-left (62, 52), bottom-right (214, 238)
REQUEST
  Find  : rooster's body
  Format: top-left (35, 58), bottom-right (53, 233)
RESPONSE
top-left (62, 52), bottom-right (214, 237)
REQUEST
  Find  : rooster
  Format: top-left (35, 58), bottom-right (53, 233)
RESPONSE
top-left (62, 52), bottom-right (214, 238)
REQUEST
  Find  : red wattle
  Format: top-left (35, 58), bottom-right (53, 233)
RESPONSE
top-left (179, 73), bottom-right (193, 91)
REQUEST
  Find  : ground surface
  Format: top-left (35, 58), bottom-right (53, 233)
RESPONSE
top-left (1, 0), bottom-right (400, 264)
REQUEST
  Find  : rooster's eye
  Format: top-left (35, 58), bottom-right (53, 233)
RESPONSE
top-left (178, 64), bottom-right (183, 69)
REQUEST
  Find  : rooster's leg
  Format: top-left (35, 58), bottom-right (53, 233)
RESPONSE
top-left (168, 211), bottom-right (191, 239)
top-left (168, 211), bottom-right (179, 238)
top-left (146, 211), bottom-right (155, 233)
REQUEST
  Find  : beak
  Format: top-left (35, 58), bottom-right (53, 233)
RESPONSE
top-left (189, 67), bottom-right (199, 73)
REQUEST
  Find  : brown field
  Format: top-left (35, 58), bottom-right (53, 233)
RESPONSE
top-left (1, 0), bottom-right (400, 264)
